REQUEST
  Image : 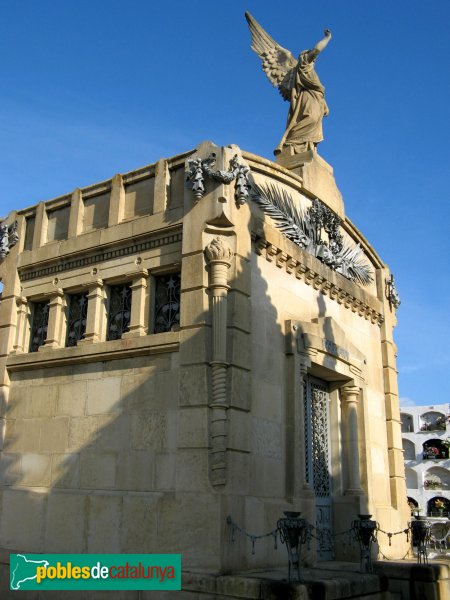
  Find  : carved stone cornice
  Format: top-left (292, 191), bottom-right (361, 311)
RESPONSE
top-left (18, 230), bottom-right (182, 282)
top-left (254, 234), bottom-right (384, 326)
top-left (341, 385), bottom-right (360, 402)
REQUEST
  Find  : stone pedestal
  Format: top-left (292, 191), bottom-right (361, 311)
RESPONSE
top-left (276, 148), bottom-right (344, 218)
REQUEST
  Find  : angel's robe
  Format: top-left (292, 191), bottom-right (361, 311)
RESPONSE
top-left (277, 51), bottom-right (329, 153)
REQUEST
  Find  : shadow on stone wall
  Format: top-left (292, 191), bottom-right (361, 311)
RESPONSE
top-left (0, 184), bottom-right (353, 597)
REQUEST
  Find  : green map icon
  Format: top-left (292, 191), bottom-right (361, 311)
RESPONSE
top-left (10, 554), bottom-right (49, 590)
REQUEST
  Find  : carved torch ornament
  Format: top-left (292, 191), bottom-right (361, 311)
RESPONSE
top-left (186, 153), bottom-right (250, 205)
top-left (204, 236), bottom-right (233, 487)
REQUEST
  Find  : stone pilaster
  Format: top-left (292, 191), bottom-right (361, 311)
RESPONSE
top-left (376, 266), bottom-right (405, 510)
top-left (341, 385), bottom-right (363, 495)
top-left (108, 174), bottom-right (125, 226)
top-left (77, 280), bottom-right (105, 344)
top-left (32, 202), bottom-right (47, 249)
top-left (68, 189), bottom-right (83, 238)
top-left (153, 159), bottom-right (169, 213)
top-left (40, 289), bottom-right (65, 350)
top-left (205, 236), bottom-right (233, 487)
top-left (11, 297), bottom-right (29, 354)
top-left (122, 270), bottom-right (149, 338)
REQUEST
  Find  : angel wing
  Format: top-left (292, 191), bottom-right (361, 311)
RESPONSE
top-left (245, 12), bottom-right (298, 101)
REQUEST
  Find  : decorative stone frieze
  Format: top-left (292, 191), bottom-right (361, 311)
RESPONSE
top-left (204, 236), bottom-right (233, 487)
top-left (18, 231), bottom-right (182, 282)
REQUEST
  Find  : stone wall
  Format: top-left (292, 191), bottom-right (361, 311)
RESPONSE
top-left (0, 141), bottom-right (409, 575)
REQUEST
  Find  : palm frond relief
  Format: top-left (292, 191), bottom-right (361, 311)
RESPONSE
top-left (250, 182), bottom-right (373, 286)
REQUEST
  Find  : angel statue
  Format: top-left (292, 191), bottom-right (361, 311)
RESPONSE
top-left (245, 12), bottom-right (332, 156)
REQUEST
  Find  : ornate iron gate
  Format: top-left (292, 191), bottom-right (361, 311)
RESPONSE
top-left (304, 377), bottom-right (334, 560)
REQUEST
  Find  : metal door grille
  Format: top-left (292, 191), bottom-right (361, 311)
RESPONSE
top-left (303, 376), bottom-right (334, 559)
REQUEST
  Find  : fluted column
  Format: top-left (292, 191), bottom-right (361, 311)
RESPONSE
top-left (341, 385), bottom-right (363, 494)
top-left (205, 236), bottom-right (233, 487)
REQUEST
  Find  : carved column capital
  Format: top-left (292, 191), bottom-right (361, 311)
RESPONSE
top-left (15, 296), bottom-right (28, 309)
top-left (49, 288), bottom-right (65, 303)
top-left (299, 361), bottom-right (309, 378)
top-left (341, 385), bottom-right (360, 402)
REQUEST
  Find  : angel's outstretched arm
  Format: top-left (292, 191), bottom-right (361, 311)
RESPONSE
top-left (307, 29), bottom-right (332, 61)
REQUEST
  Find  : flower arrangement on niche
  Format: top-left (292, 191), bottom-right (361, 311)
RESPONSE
top-left (423, 446), bottom-right (440, 459)
top-left (424, 479), bottom-right (441, 490)
top-left (420, 417), bottom-right (446, 431)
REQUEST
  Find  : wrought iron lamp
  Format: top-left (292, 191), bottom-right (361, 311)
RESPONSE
top-left (277, 511), bottom-right (310, 582)
top-left (351, 514), bottom-right (378, 573)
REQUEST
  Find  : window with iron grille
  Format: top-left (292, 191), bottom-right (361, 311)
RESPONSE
top-left (66, 293), bottom-right (88, 347)
top-left (154, 273), bottom-right (181, 333)
top-left (29, 301), bottom-right (50, 352)
top-left (107, 283), bottom-right (132, 341)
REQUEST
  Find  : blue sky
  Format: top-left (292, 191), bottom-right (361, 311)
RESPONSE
top-left (1, 1), bottom-right (449, 407)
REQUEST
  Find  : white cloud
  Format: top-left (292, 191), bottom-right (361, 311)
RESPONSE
top-left (399, 396), bottom-right (416, 407)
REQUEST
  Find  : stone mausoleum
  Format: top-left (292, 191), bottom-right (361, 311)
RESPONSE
top-left (0, 137), bottom-right (420, 597)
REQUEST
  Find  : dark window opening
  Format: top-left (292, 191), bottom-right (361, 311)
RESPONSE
top-left (107, 284), bottom-right (132, 341)
top-left (29, 301), bottom-right (49, 352)
top-left (154, 273), bottom-right (181, 333)
top-left (66, 293), bottom-right (88, 346)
